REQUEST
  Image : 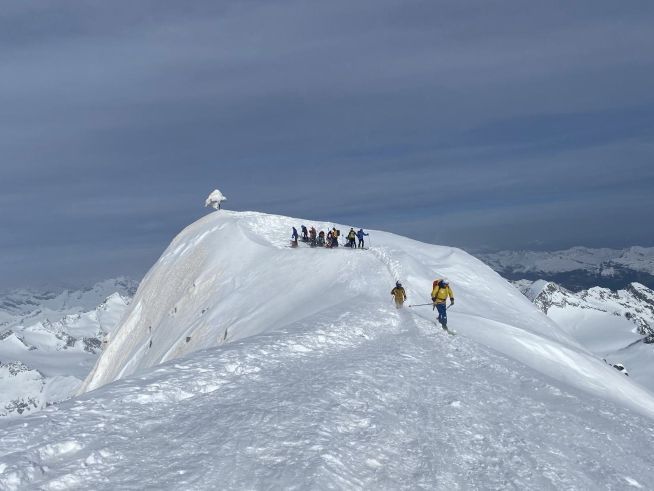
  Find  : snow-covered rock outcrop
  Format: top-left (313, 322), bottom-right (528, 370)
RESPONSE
top-left (514, 279), bottom-right (654, 392)
top-left (580, 283), bottom-right (654, 340)
top-left (204, 189), bottom-right (227, 210)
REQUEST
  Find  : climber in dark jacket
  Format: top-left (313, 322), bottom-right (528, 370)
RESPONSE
top-left (347, 228), bottom-right (357, 248)
top-left (356, 228), bottom-right (369, 248)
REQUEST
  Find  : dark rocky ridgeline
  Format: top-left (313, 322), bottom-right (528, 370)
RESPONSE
top-left (0, 361), bottom-right (45, 417)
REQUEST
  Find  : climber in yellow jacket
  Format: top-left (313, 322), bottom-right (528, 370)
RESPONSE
top-left (391, 281), bottom-right (407, 309)
top-left (431, 279), bottom-right (454, 328)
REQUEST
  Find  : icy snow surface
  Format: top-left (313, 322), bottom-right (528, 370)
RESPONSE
top-left (2, 211), bottom-right (654, 489)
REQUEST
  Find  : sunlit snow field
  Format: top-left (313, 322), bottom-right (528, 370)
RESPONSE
top-left (1, 211), bottom-right (653, 489)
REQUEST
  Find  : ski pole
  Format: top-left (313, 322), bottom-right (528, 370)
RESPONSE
top-left (408, 303), bottom-right (434, 308)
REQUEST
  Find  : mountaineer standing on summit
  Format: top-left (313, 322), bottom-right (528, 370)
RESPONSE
top-left (356, 228), bottom-right (368, 248)
top-left (431, 279), bottom-right (454, 329)
top-left (347, 228), bottom-right (357, 248)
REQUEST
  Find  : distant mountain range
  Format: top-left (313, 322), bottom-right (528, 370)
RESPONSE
top-left (0, 278), bottom-right (136, 418)
top-left (0, 277), bottom-right (137, 328)
top-left (479, 246), bottom-right (654, 291)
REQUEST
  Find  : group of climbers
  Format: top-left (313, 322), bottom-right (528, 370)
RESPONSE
top-left (346, 227), bottom-right (368, 248)
top-left (291, 225), bottom-right (369, 249)
top-left (390, 278), bottom-right (455, 330)
top-left (294, 225), bottom-right (455, 331)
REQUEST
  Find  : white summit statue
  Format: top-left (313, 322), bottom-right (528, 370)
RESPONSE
top-left (205, 189), bottom-right (227, 210)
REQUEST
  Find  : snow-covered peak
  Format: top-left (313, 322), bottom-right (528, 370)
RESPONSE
top-left (513, 278), bottom-right (552, 302)
top-left (514, 280), bottom-right (580, 313)
top-left (81, 211), bottom-right (654, 420)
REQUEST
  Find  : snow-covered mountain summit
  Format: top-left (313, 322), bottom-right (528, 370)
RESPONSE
top-left (4, 210), bottom-right (654, 489)
top-left (82, 211), bottom-right (654, 416)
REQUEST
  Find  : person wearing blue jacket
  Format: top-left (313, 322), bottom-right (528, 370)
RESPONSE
top-left (291, 227), bottom-right (299, 247)
top-left (356, 228), bottom-right (369, 248)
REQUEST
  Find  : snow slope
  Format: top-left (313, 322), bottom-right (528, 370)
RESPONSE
top-left (82, 211), bottom-right (654, 418)
top-left (2, 308), bottom-right (654, 490)
top-left (3, 210), bottom-right (654, 489)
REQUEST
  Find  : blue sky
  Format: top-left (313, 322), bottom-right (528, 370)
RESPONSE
top-left (1, 1), bottom-right (653, 288)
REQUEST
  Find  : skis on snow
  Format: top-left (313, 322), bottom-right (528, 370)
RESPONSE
top-left (435, 321), bottom-right (457, 335)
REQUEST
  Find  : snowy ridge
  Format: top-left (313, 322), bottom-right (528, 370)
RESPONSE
top-left (82, 211), bottom-right (654, 418)
top-left (3, 211), bottom-right (654, 489)
top-left (2, 277), bottom-right (654, 488)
